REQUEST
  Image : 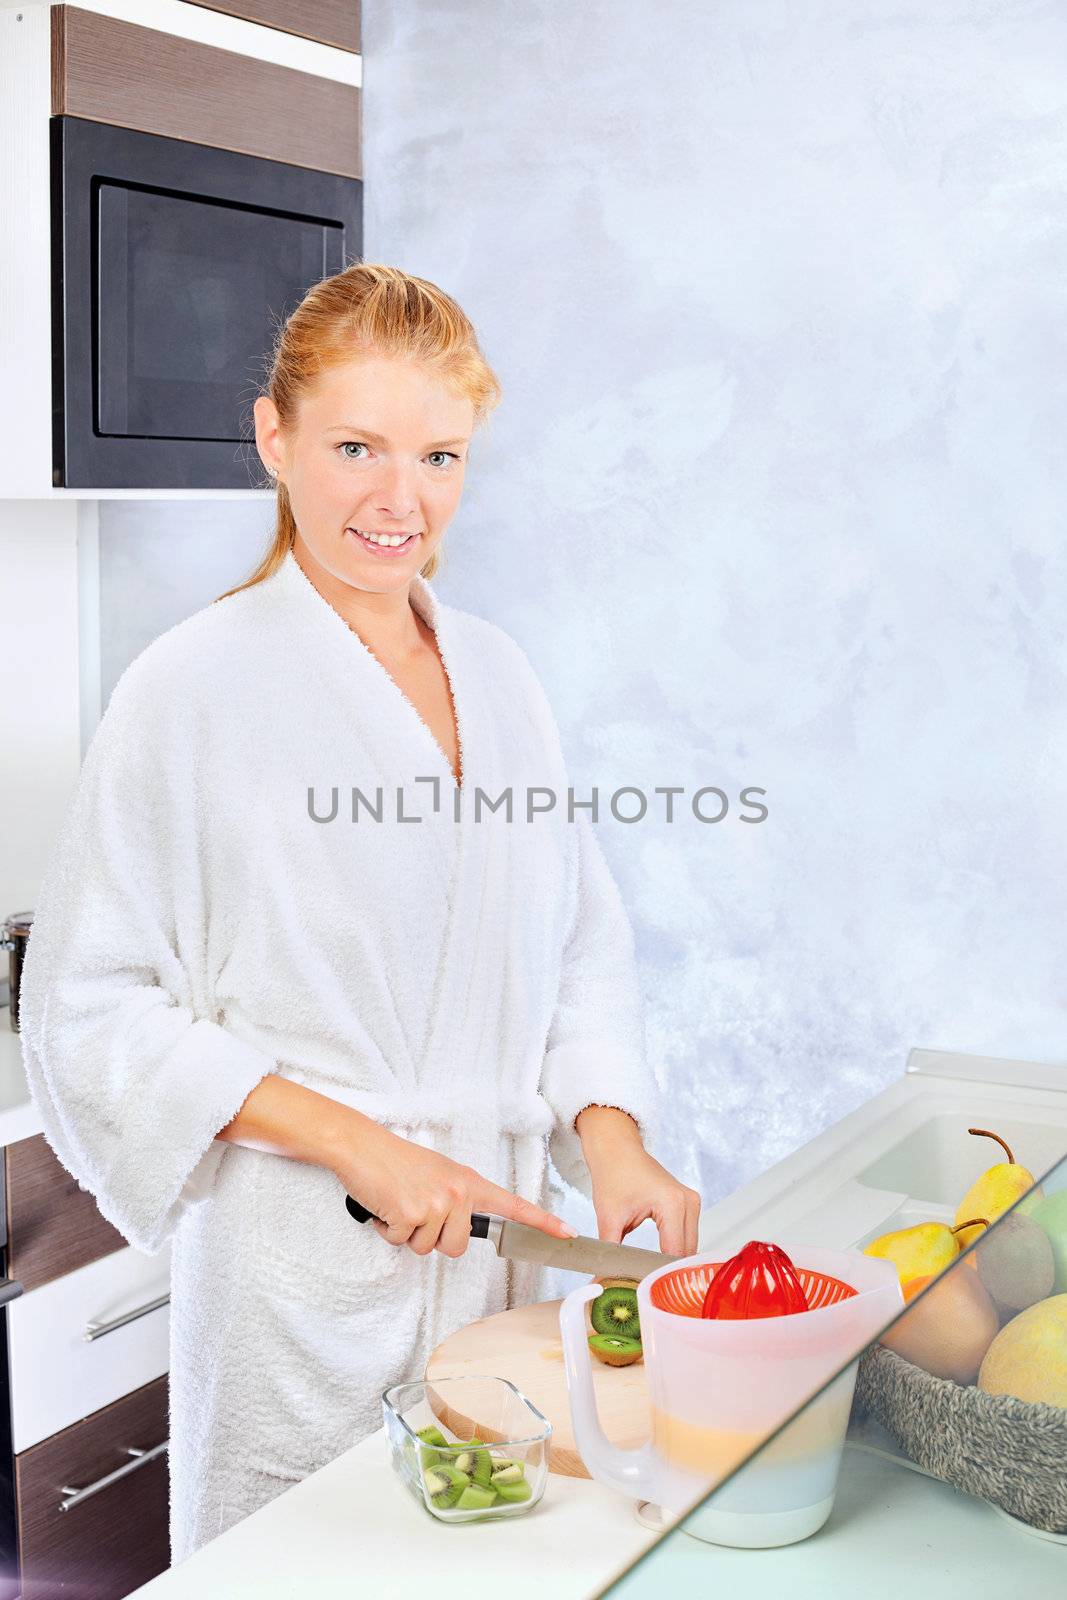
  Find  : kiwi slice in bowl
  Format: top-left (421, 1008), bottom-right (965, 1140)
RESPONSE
top-left (590, 1284), bottom-right (641, 1341)
top-left (449, 1438), bottom-right (495, 1489)
top-left (588, 1332), bottom-right (643, 1367)
top-left (494, 1477), bottom-right (534, 1503)
top-left (422, 1462), bottom-right (470, 1510)
top-left (489, 1460), bottom-right (527, 1487)
top-left (413, 1424), bottom-right (449, 1468)
top-left (455, 1484), bottom-right (498, 1511)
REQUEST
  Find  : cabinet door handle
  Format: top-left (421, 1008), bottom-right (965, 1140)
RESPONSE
top-left (59, 1440), bottom-right (169, 1512)
top-left (0, 1279), bottom-right (24, 1308)
top-left (84, 1292), bottom-right (170, 1341)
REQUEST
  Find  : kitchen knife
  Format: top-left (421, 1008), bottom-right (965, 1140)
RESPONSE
top-left (344, 1193), bottom-right (683, 1279)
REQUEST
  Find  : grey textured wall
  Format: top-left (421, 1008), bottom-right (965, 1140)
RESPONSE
top-left (97, 504), bottom-right (273, 711)
top-left (361, 0), bottom-right (1067, 1213)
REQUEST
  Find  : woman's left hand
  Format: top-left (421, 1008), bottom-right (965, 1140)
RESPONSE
top-left (586, 1144), bottom-right (701, 1257)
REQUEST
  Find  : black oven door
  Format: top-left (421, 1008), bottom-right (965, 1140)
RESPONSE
top-left (51, 116), bottom-right (362, 489)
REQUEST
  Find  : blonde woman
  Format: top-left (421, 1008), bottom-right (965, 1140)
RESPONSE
top-left (19, 264), bottom-right (700, 1562)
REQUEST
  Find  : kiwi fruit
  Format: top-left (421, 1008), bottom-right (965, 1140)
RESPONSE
top-left (489, 1461), bottom-right (526, 1486)
top-left (589, 1332), bottom-right (643, 1367)
top-left (422, 1462), bottom-right (470, 1509)
top-left (590, 1285), bottom-right (641, 1341)
top-left (494, 1477), bottom-right (533, 1503)
top-left (455, 1484), bottom-right (498, 1510)
top-left (449, 1438), bottom-right (494, 1489)
top-left (413, 1424), bottom-right (449, 1468)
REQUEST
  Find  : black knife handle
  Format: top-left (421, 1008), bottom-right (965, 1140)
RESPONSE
top-left (344, 1194), bottom-right (491, 1238)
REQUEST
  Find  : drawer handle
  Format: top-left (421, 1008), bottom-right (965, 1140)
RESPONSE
top-left (84, 1292), bottom-right (170, 1342)
top-left (59, 1440), bottom-right (169, 1513)
top-left (0, 1279), bottom-right (24, 1308)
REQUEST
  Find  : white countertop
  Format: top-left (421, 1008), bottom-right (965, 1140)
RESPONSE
top-left (128, 1415), bottom-right (1065, 1599)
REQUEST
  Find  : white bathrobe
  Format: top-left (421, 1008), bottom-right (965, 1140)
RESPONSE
top-left (18, 548), bottom-right (659, 1563)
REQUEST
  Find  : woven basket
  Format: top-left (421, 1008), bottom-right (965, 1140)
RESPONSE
top-left (855, 1344), bottom-right (1067, 1535)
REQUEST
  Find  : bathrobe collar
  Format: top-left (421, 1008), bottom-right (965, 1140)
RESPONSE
top-left (272, 545), bottom-right (462, 794)
top-left (276, 544), bottom-right (442, 631)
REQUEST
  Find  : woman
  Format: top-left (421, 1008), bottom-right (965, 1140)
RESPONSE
top-left (18, 264), bottom-right (700, 1563)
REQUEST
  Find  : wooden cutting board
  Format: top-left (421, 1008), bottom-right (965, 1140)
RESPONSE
top-left (425, 1299), bottom-right (649, 1478)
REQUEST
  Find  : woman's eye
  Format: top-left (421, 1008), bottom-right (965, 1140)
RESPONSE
top-left (339, 441), bottom-right (368, 460)
top-left (427, 451), bottom-right (460, 468)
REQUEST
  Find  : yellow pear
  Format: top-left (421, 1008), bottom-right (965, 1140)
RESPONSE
top-left (863, 1218), bottom-right (986, 1286)
top-left (954, 1129), bottom-right (1040, 1250)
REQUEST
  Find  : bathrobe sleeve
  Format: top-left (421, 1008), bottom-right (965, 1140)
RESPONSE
top-left (541, 809), bottom-right (661, 1197)
top-left (18, 662), bottom-right (278, 1256)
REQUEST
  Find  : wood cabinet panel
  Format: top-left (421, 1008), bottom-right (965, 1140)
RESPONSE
top-left (4, 1135), bottom-right (125, 1294)
top-left (52, 5), bottom-right (361, 179)
top-left (16, 1376), bottom-right (169, 1600)
top-left (182, 1), bottom-right (361, 53)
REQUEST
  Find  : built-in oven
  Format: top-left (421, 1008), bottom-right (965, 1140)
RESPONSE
top-left (51, 115), bottom-right (363, 489)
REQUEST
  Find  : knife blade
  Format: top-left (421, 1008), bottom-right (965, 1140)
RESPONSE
top-left (345, 1194), bottom-right (683, 1280)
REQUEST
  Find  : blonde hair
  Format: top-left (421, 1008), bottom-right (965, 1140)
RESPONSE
top-left (217, 262), bottom-right (502, 601)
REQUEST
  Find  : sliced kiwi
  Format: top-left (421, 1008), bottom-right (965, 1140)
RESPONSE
top-left (422, 1462), bottom-right (470, 1510)
top-left (414, 1424), bottom-right (449, 1468)
top-left (418, 1425), bottom-right (449, 1447)
top-left (589, 1332), bottom-right (643, 1367)
top-left (455, 1483), bottom-right (498, 1510)
top-left (494, 1477), bottom-right (533, 1503)
top-left (449, 1438), bottom-right (494, 1489)
top-left (590, 1285), bottom-right (641, 1341)
top-left (489, 1461), bottom-right (527, 1486)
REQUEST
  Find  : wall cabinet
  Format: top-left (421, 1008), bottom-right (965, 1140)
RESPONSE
top-left (1, 1), bottom-right (362, 498)
top-left (181, 1), bottom-right (361, 53)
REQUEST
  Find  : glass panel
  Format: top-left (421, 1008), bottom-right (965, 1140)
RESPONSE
top-left (597, 1147), bottom-right (1067, 1594)
top-left (96, 182), bottom-right (335, 440)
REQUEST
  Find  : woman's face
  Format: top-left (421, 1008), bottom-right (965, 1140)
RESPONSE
top-left (255, 354), bottom-right (475, 596)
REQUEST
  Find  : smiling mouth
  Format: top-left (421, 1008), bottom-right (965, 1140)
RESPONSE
top-left (346, 527), bottom-right (421, 554)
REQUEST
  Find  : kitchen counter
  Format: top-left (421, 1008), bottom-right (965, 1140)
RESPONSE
top-left (128, 1414), bottom-right (1064, 1599)
top-left (128, 1046), bottom-right (1067, 1600)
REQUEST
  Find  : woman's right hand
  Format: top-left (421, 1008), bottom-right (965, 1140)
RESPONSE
top-left (328, 1118), bottom-right (576, 1259)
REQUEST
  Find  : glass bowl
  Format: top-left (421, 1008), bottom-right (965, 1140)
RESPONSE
top-left (382, 1375), bottom-right (551, 1523)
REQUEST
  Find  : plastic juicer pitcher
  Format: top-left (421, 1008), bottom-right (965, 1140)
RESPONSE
top-left (559, 1245), bottom-right (902, 1548)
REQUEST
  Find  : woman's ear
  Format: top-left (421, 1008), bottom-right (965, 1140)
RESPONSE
top-left (253, 395), bottom-right (285, 482)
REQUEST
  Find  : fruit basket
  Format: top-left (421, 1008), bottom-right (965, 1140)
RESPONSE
top-left (854, 1343), bottom-right (1067, 1534)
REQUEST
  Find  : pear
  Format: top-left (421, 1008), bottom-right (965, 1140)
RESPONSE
top-left (954, 1128), bottom-right (1039, 1251)
top-left (881, 1267), bottom-right (1000, 1383)
top-left (977, 1293), bottom-right (1067, 1407)
top-left (974, 1212), bottom-right (1055, 1317)
top-left (1018, 1189), bottom-right (1067, 1293)
top-left (864, 1217), bottom-right (987, 1287)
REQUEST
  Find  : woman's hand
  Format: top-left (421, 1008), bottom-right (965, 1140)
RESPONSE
top-left (577, 1110), bottom-right (701, 1256)
top-left (328, 1112), bottom-right (577, 1259)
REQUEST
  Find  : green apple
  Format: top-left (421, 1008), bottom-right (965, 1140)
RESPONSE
top-left (1018, 1189), bottom-right (1067, 1292)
